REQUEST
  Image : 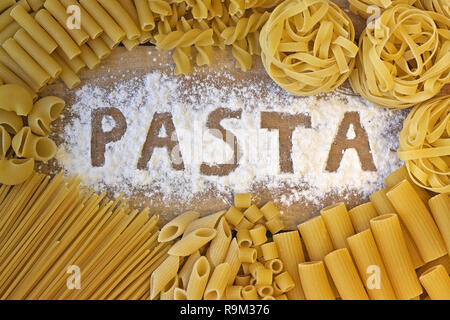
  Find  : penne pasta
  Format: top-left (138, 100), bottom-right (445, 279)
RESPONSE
top-left (150, 255), bottom-right (180, 299)
top-left (324, 248), bottom-right (369, 300)
top-left (178, 251), bottom-right (200, 289)
top-left (419, 265), bottom-right (450, 300)
top-left (206, 217), bottom-right (232, 267)
top-left (387, 180), bottom-right (447, 262)
top-left (159, 211), bottom-right (200, 242)
top-left (298, 262), bottom-right (335, 300)
top-left (320, 202), bottom-right (355, 249)
top-left (428, 194), bottom-right (450, 253)
top-left (348, 202), bottom-right (378, 232)
top-left (186, 256), bottom-right (210, 300)
top-left (168, 228), bottom-right (217, 256)
top-left (204, 263), bottom-right (231, 300)
top-left (183, 210), bottom-right (225, 236)
top-left (370, 214), bottom-right (423, 299)
top-left (347, 230), bottom-right (397, 300)
top-left (55, 47), bottom-right (85, 74)
top-left (224, 238), bottom-right (241, 286)
top-left (273, 231), bottom-right (305, 300)
top-left (173, 288), bottom-right (187, 300)
top-left (159, 276), bottom-right (179, 300)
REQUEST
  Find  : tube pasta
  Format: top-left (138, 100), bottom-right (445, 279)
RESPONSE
top-left (234, 193), bottom-right (251, 208)
top-left (429, 194), bottom-right (450, 252)
top-left (60, 0), bottom-right (103, 39)
top-left (298, 216), bottom-right (334, 261)
top-left (178, 251), bottom-right (200, 289)
top-left (97, 0), bottom-right (140, 41)
top-left (370, 214), bottom-right (423, 300)
top-left (324, 248), bottom-right (369, 300)
top-left (206, 217), bottom-right (232, 267)
top-left (347, 230), bottom-right (397, 300)
top-left (255, 268), bottom-right (272, 286)
top-left (397, 96), bottom-right (450, 194)
top-left (12, 127), bottom-right (57, 161)
top-left (298, 262), bottom-right (335, 300)
top-left (0, 62), bottom-right (36, 98)
top-left (87, 38), bottom-right (111, 60)
top-left (13, 28), bottom-right (62, 79)
top-left (204, 263), bottom-right (231, 300)
top-left (259, 0), bottom-right (358, 96)
top-left (50, 53), bottom-right (81, 89)
top-left (249, 224), bottom-right (267, 246)
top-left (0, 84), bottom-right (33, 115)
top-left (265, 259), bottom-right (283, 274)
top-left (273, 231), bottom-right (305, 300)
top-left (0, 21), bottom-right (21, 45)
top-left (236, 229), bottom-right (252, 248)
top-left (225, 206), bottom-right (244, 226)
top-left (0, 0), bottom-right (15, 13)
top-left (224, 239), bottom-right (241, 285)
top-left (133, 0), bottom-right (155, 31)
top-left (0, 158), bottom-right (34, 185)
top-left (265, 216), bottom-right (284, 234)
top-left (159, 211), bottom-right (200, 242)
top-left (168, 228), bottom-right (217, 256)
top-left (320, 202), bottom-right (355, 249)
top-left (387, 180), bottom-right (447, 262)
top-left (28, 96), bottom-right (65, 136)
top-left (173, 288), bottom-right (187, 300)
top-left (186, 256), bottom-right (211, 300)
top-left (243, 205), bottom-right (263, 224)
top-left (150, 255), bottom-right (180, 299)
top-left (226, 285), bottom-right (243, 300)
top-left (274, 271), bottom-right (295, 293)
top-left (184, 210), bottom-right (225, 236)
top-left (239, 247), bottom-right (257, 264)
top-left (384, 165), bottom-right (431, 203)
top-left (348, 202), bottom-right (378, 232)
top-left (0, 109), bottom-right (23, 135)
top-left (10, 5), bottom-right (57, 54)
top-left (260, 242), bottom-right (278, 261)
top-left (419, 265), bottom-right (450, 300)
top-left (79, 0), bottom-right (125, 44)
top-left (369, 188), bottom-right (396, 214)
top-left (160, 276), bottom-right (179, 300)
top-left (55, 48), bottom-right (85, 74)
top-left (235, 217), bottom-right (254, 231)
top-left (0, 0), bottom-right (30, 32)
top-left (242, 285), bottom-right (258, 300)
top-left (349, 5), bottom-right (450, 109)
top-left (260, 201), bottom-right (280, 221)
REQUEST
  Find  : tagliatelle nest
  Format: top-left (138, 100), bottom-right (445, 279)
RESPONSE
top-left (414, 0), bottom-right (450, 19)
top-left (259, 0), bottom-right (359, 96)
top-left (398, 95), bottom-right (450, 194)
top-left (350, 4), bottom-right (450, 109)
top-left (348, 0), bottom-right (416, 19)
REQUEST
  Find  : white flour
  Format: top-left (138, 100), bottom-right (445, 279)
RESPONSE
top-left (56, 71), bottom-right (405, 208)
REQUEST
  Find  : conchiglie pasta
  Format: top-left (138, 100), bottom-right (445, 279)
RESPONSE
top-left (0, 157), bottom-right (34, 185)
top-left (0, 84), bottom-right (33, 116)
top-left (28, 96), bottom-right (65, 136)
top-left (12, 127), bottom-right (57, 161)
top-left (0, 125), bottom-right (11, 158)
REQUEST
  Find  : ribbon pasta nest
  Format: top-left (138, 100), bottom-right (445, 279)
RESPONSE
top-left (259, 0), bottom-right (359, 96)
top-left (0, 84), bottom-right (64, 185)
top-left (348, 0), bottom-right (416, 19)
top-left (398, 95), bottom-right (450, 194)
top-left (349, 4), bottom-right (450, 109)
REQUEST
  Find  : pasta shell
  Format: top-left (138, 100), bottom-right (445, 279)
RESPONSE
top-left (12, 127), bottom-right (57, 161)
top-left (28, 96), bottom-right (65, 136)
top-left (0, 109), bottom-right (23, 134)
top-left (0, 157), bottom-right (34, 185)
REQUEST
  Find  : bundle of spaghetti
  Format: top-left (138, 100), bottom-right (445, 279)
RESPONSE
top-left (349, 4), bottom-right (450, 109)
top-left (414, 0), bottom-right (450, 19)
top-left (397, 95), bottom-right (449, 194)
top-left (0, 171), bottom-right (168, 300)
top-left (348, 0), bottom-right (415, 18)
top-left (259, 0), bottom-right (359, 96)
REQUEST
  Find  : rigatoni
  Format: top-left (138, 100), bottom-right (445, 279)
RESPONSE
top-left (265, 216), bottom-right (284, 234)
top-left (239, 247), bottom-right (257, 264)
top-left (324, 248), bottom-right (369, 300)
top-left (419, 265), bottom-right (450, 300)
top-left (369, 188), bottom-right (396, 215)
top-left (428, 194), bottom-right (450, 253)
top-left (387, 180), bottom-right (447, 262)
top-left (370, 214), bottom-right (423, 300)
top-left (384, 165), bottom-right (430, 204)
top-left (243, 205), bottom-right (263, 223)
top-left (224, 206), bottom-right (243, 226)
top-left (260, 242), bottom-right (278, 261)
top-left (348, 202), bottom-right (378, 232)
top-left (347, 230), bottom-right (397, 300)
top-left (168, 228), bottom-right (216, 256)
top-left (274, 271), bottom-right (295, 293)
top-left (186, 256), bottom-right (210, 300)
top-left (298, 216), bottom-right (334, 261)
top-left (204, 263), bottom-right (231, 300)
top-left (273, 231), bottom-right (305, 300)
top-left (298, 262), bottom-right (335, 300)
top-left (249, 224), bottom-right (267, 246)
top-left (320, 202), bottom-right (355, 249)
top-left (234, 193), bottom-right (251, 208)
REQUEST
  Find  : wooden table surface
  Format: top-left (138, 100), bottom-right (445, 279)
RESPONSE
top-left (37, 1), bottom-right (449, 229)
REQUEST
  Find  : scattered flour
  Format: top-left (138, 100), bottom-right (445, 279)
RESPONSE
top-left (56, 71), bottom-right (406, 208)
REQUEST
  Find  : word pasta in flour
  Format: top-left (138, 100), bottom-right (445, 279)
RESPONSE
top-left (56, 71), bottom-right (405, 209)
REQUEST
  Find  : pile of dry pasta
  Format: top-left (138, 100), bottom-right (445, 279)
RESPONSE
top-left (0, 83), bottom-right (63, 185)
top-left (0, 0), bottom-right (283, 95)
top-left (151, 165), bottom-right (450, 300)
top-left (0, 171), bottom-right (169, 300)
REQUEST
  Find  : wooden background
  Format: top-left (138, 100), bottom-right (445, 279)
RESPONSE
top-left (37, 1), bottom-right (449, 229)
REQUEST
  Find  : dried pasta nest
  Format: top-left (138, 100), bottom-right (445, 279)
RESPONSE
top-left (259, 0), bottom-right (359, 96)
top-left (348, 0), bottom-right (416, 19)
top-left (349, 4), bottom-right (450, 109)
top-left (414, 0), bottom-right (450, 19)
top-left (398, 95), bottom-right (450, 194)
